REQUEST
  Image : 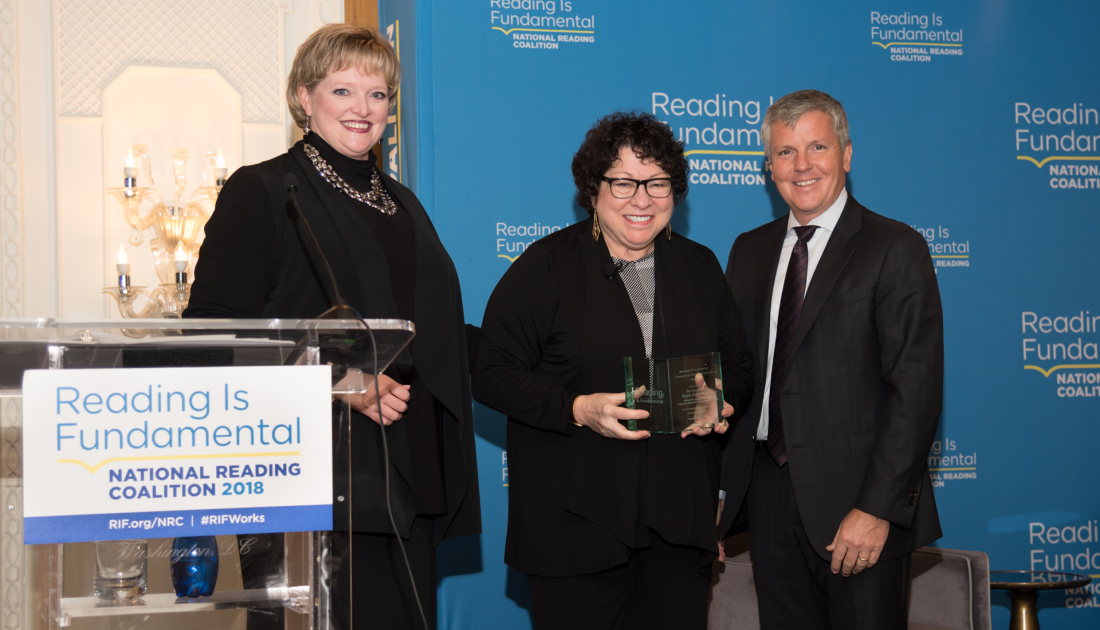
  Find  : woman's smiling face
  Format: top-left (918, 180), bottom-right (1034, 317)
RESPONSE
top-left (298, 67), bottom-right (390, 160)
top-left (593, 146), bottom-right (675, 261)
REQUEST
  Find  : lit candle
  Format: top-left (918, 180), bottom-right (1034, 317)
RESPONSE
top-left (174, 243), bottom-right (188, 283)
top-left (215, 149), bottom-right (227, 186)
top-left (116, 245), bottom-right (130, 287)
top-left (124, 149), bottom-right (137, 188)
top-left (116, 244), bottom-right (130, 275)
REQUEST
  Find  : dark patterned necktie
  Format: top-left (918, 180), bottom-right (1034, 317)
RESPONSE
top-left (767, 225), bottom-right (819, 467)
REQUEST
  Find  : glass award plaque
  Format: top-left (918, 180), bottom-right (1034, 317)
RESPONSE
top-left (622, 352), bottom-right (723, 433)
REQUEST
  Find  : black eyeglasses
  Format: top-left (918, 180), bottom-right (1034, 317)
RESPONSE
top-left (600, 176), bottom-right (673, 199)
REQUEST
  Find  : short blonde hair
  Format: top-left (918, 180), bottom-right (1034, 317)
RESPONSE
top-left (285, 23), bottom-right (401, 129)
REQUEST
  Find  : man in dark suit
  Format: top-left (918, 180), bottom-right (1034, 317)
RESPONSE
top-left (719, 90), bottom-right (943, 629)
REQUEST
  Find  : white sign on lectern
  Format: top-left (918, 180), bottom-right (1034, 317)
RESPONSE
top-left (22, 365), bottom-right (333, 544)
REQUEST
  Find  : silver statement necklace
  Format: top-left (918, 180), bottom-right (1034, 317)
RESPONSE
top-left (303, 143), bottom-right (398, 215)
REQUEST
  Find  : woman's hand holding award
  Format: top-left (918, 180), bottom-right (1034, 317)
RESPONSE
top-left (622, 352), bottom-right (727, 435)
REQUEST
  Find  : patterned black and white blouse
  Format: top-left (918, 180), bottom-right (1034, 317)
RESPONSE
top-left (611, 250), bottom-right (656, 358)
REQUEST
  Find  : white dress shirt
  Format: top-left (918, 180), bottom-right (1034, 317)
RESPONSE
top-left (755, 188), bottom-right (849, 440)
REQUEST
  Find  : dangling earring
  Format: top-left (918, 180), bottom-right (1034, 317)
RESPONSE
top-left (666, 223), bottom-right (672, 241)
top-left (304, 115), bottom-right (311, 135)
top-left (591, 213), bottom-right (601, 241)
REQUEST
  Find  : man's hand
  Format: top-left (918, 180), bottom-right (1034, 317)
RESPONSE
top-left (346, 374), bottom-right (411, 426)
top-left (825, 508), bottom-right (890, 576)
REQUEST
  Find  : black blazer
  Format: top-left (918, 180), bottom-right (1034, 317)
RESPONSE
top-left (720, 195), bottom-right (943, 560)
top-left (186, 143), bottom-right (481, 543)
top-left (474, 219), bottom-right (753, 577)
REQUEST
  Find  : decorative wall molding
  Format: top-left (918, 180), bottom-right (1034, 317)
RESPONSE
top-left (317, 0), bottom-right (341, 27)
top-left (0, 0), bottom-right (22, 319)
top-left (1, 399), bottom-right (23, 630)
top-left (58, 0), bottom-right (288, 124)
top-left (52, 0), bottom-right (343, 318)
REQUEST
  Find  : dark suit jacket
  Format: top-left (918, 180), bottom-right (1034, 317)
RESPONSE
top-left (474, 219), bottom-right (754, 577)
top-left (185, 143), bottom-right (481, 544)
top-left (719, 195), bottom-right (943, 561)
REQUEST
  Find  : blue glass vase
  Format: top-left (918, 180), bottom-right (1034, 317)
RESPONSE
top-left (170, 536), bottom-right (219, 598)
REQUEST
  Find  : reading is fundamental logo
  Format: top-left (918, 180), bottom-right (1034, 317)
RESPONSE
top-left (1021, 310), bottom-right (1100, 398)
top-left (870, 11), bottom-right (963, 63)
top-left (910, 225), bottom-right (970, 271)
top-left (490, 0), bottom-right (596, 50)
top-left (927, 438), bottom-right (977, 488)
top-left (494, 221), bottom-right (570, 262)
top-left (651, 91), bottom-right (772, 187)
top-left (1026, 517), bottom-right (1100, 608)
top-left (1015, 102), bottom-right (1100, 190)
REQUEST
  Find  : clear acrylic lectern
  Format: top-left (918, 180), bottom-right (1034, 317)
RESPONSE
top-left (0, 318), bottom-right (414, 630)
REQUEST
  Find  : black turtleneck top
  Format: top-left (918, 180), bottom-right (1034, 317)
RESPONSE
top-left (304, 134), bottom-right (417, 321)
top-left (188, 132), bottom-right (448, 516)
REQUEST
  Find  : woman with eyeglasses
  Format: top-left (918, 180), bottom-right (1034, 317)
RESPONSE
top-left (473, 111), bottom-right (754, 629)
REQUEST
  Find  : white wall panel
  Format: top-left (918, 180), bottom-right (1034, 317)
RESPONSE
top-left (243, 123), bottom-right (288, 168)
top-left (55, 116), bottom-right (102, 318)
top-left (38, 0), bottom-right (342, 318)
top-left (19, 0), bottom-right (58, 318)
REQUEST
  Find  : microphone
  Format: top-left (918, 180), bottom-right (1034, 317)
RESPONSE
top-left (602, 261), bottom-right (622, 280)
top-left (284, 176), bottom-right (425, 629)
top-left (284, 172), bottom-right (361, 320)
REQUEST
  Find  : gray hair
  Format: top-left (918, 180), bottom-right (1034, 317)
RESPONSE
top-left (761, 90), bottom-right (850, 157)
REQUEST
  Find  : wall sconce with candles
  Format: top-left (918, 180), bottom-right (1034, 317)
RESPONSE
top-left (103, 145), bottom-right (226, 318)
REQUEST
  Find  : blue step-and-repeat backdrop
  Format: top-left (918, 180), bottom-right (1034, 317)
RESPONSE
top-left (377, 1), bottom-right (1100, 628)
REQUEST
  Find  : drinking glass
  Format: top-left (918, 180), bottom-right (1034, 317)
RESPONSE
top-left (94, 539), bottom-right (148, 600)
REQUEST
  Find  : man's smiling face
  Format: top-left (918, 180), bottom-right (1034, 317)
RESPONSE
top-left (768, 110), bottom-right (852, 224)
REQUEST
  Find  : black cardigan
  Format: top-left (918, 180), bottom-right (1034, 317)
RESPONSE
top-left (185, 141), bottom-right (481, 543)
top-left (473, 219), bottom-right (753, 577)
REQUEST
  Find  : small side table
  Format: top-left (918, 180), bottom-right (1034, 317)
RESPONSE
top-left (990, 570), bottom-right (1091, 630)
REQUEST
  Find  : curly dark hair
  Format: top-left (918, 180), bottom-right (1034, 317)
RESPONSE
top-left (571, 111), bottom-right (689, 215)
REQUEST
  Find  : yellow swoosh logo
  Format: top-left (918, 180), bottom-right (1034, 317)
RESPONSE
top-left (492, 27), bottom-right (594, 35)
top-left (684, 150), bottom-right (765, 157)
top-left (872, 41), bottom-right (963, 49)
top-left (498, 254), bottom-right (520, 263)
top-left (59, 451), bottom-right (300, 474)
top-left (929, 467), bottom-right (976, 472)
top-left (1017, 155), bottom-right (1100, 168)
top-left (1024, 365), bottom-right (1100, 378)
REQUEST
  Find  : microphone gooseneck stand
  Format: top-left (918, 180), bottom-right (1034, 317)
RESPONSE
top-left (284, 173), bottom-right (430, 630)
